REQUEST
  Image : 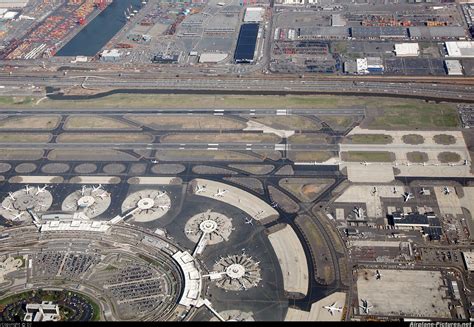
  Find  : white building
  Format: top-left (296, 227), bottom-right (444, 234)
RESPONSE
top-left (394, 43), bottom-right (420, 56)
top-left (24, 302), bottom-right (60, 322)
top-left (243, 7), bottom-right (264, 23)
top-left (0, 0), bottom-right (28, 8)
top-left (198, 53), bottom-right (228, 63)
top-left (463, 252), bottom-right (474, 271)
top-left (444, 60), bottom-right (463, 75)
top-left (100, 49), bottom-right (121, 62)
top-left (445, 41), bottom-right (474, 58)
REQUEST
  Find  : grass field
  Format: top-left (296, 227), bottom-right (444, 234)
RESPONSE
top-left (0, 116), bottom-right (60, 130)
top-left (319, 115), bottom-right (356, 130)
top-left (64, 116), bottom-right (138, 130)
top-left (288, 151), bottom-right (333, 162)
top-left (126, 115), bottom-right (245, 130)
top-left (0, 149), bottom-right (44, 160)
top-left (288, 134), bottom-right (329, 144)
top-left (433, 134), bottom-right (456, 145)
top-left (402, 134), bottom-right (425, 145)
top-left (155, 150), bottom-right (261, 162)
top-left (438, 152), bottom-right (461, 163)
top-left (57, 133), bottom-right (153, 143)
top-left (160, 133), bottom-right (280, 143)
top-left (341, 151), bottom-right (394, 162)
top-left (346, 134), bottom-right (393, 144)
top-left (407, 151), bottom-right (429, 163)
top-left (0, 133), bottom-right (51, 143)
top-left (250, 115), bottom-right (322, 130)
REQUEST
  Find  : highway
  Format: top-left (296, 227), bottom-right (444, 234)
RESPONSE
top-left (1, 71), bottom-right (474, 101)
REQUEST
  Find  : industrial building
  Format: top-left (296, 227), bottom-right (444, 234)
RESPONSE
top-left (394, 43), bottom-right (420, 56)
top-left (445, 41), bottom-right (474, 58)
top-left (350, 26), bottom-right (408, 39)
top-left (408, 26), bottom-right (467, 40)
top-left (445, 60), bottom-right (464, 75)
top-left (297, 27), bottom-right (349, 40)
top-left (24, 302), bottom-right (60, 322)
top-left (244, 7), bottom-right (264, 23)
top-left (234, 23), bottom-right (259, 63)
top-left (100, 49), bottom-right (121, 62)
top-left (389, 212), bottom-right (442, 240)
top-left (462, 252), bottom-right (474, 271)
top-left (199, 53), bottom-right (228, 63)
top-left (0, 0), bottom-right (28, 8)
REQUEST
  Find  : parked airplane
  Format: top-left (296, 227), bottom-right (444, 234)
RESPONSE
top-left (12, 212), bottom-right (24, 221)
top-left (156, 191), bottom-right (167, 198)
top-left (323, 302), bottom-right (343, 316)
top-left (419, 187), bottom-right (427, 195)
top-left (375, 270), bottom-right (381, 280)
top-left (24, 185), bottom-right (32, 194)
top-left (214, 189), bottom-right (228, 198)
top-left (353, 206), bottom-right (364, 219)
top-left (92, 184), bottom-right (103, 193)
top-left (402, 192), bottom-right (414, 202)
top-left (195, 185), bottom-right (206, 194)
top-left (8, 192), bottom-right (15, 201)
top-left (244, 217), bottom-right (253, 226)
top-left (270, 201), bottom-right (278, 208)
top-left (361, 161), bottom-right (369, 166)
top-left (81, 185), bottom-right (87, 196)
top-left (158, 204), bottom-right (170, 211)
top-left (360, 299), bottom-right (373, 314)
top-left (35, 185), bottom-right (48, 195)
top-left (97, 192), bottom-right (108, 200)
top-left (393, 187), bottom-right (397, 194)
top-left (1, 204), bottom-right (13, 212)
top-left (443, 186), bottom-right (451, 195)
top-left (372, 187), bottom-right (377, 195)
top-left (151, 159), bottom-right (159, 164)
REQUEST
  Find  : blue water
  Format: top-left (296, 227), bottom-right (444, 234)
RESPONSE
top-left (56, 0), bottom-right (142, 57)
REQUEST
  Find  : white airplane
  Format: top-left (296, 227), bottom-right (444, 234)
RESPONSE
top-left (443, 186), bottom-right (450, 195)
top-left (270, 201), bottom-right (278, 208)
top-left (8, 192), bottom-right (15, 201)
top-left (464, 160), bottom-right (469, 166)
top-left (402, 192), bottom-right (414, 202)
top-left (151, 159), bottom-right (159, 164)
top-left (392, 187), bottom-right (397, 194)
top-left (81, 185), bottom-right (87, 196)
top-left (213, 189), bottom-right (228, 198)
top-left (195, 185), bottom-right (206, 194)
top-left (24, 185), bottom-right (32, 194)
top-left (158, 204), bottom-right (170, 211)
top-left (419, 187), bottom-right (427, 195)
top-left (360, 299), bottom-right (373, 314)
top-left (405, 162), bottom-right (411, 166)
top-left (323, 302), bottom-right (343, 316)
top-left (244, 217), bottom-right (253, 225)
top-left (92, 184), bottom-right (103, 193)
top-left (353, 206), bottom-right (364, 219)
top-left (2, 204), bottom-right (13, 212)
top-left (448, 163), bottom-right (456, 167)
top-left (372, 187), bottom-right (377, 195)
top-left (361, 161), bottom-right (369, 166)
top-left (97, 192), bottom-right (109, 200)
top-left (35, 185), bottom-right (48, 195)
top-left (12, 211), bottom-right (24, 221)
top-left (156, 191), bottom-right (167, 198)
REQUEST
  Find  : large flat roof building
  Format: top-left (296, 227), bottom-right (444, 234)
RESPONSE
top-left (445, 41), bottom-right (474, 58)
top-left (462, 252), bottom-right (474, 271)
top-left (394, 43), bottom-right (420, 56)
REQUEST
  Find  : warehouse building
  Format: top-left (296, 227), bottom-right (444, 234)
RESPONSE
top-left (394, 43), bottom-right (420, 56)
top-left (100, 49), bottom-right (121, 62)
top-left (199, 53), bottom-right (228, 63)
top-left (445, 41), bottom-right (474, 58)
top-left (298, 27), bottom-right (349, 40)
top-left (444, 60), bottom-right (464, 75)
top-left (244, 7), bottom-right (264, 23)
top-left (408, 26), bottom-right (466, 40)
top-left (234, 23), bottom-right (259, 63)
top-left (462, 252), bottom-right (474, 271)
top-left (350, 26), bottom-right (408, 39)
top-left (389, 212), bottom-right (442, 240)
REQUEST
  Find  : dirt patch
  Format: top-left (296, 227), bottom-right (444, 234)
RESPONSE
top-left (402, 134), bottom-right (425, 145)
top-left (438, 152), bottom-right (461, 163)
top-left (288, 151), bottom-right (334, 162)
top-left (433, 134), bottom-right (456, 145)
top-left (406, 151), bottom-right (429, 163)
top-left (268, 185), bottom-right (299, 213)
top-left (64, 116), bottom-right (139, 130)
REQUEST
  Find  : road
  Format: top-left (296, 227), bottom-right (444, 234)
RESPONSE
top-left (0, 71), bottom-right (474, 101)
